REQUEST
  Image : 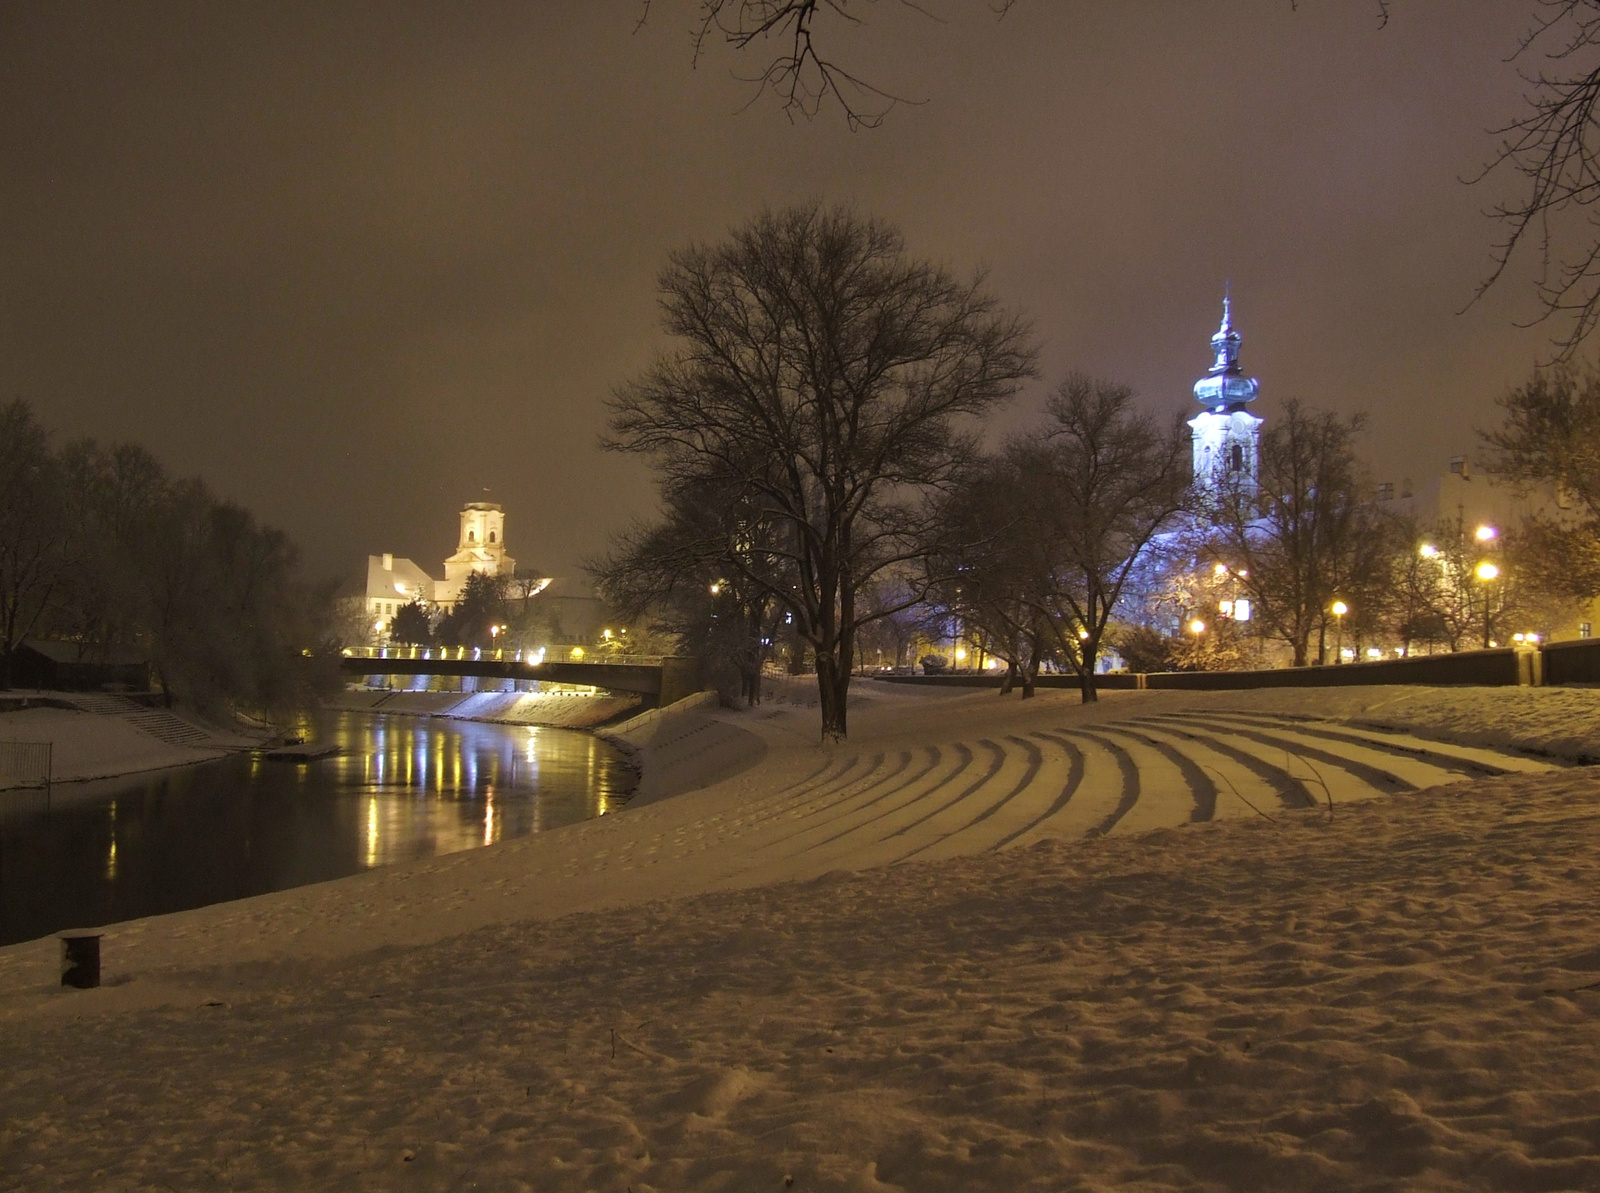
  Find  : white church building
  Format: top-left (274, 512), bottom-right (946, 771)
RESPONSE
top-left (364, 502), bottom-right (519, 636)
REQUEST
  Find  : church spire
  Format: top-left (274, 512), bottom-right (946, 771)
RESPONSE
top-left (1194, 288), bottom-right (1259, 410)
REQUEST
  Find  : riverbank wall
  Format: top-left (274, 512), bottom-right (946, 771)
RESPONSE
top-left (321, 688), bottom-right (642, 730)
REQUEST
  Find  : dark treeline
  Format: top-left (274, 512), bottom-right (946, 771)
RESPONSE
top-left (0, 400), bottom-right (334, 711)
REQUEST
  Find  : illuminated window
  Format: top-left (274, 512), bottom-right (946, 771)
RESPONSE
top-left (1582, 622), bottom-right (1593, 639)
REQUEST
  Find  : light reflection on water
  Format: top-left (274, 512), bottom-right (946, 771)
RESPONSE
top-left (0, 711), bottom-right (633, 947)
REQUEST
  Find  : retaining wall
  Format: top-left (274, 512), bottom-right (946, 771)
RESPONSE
top-left (1543, 637), bottom-right (1600, 685)
top-left (879, 640), bottom-right (1600, 692)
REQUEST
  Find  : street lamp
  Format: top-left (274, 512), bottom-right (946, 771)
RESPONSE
top-left (1475, 561), bottom-right (1500, 647)
top-left (1330, 600), bottom-right (1348, 662)
top-left (1188, 618), bottom-right (1206, 635)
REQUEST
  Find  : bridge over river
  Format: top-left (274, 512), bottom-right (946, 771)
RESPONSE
top-left (339, 647), bottom-right (703, 708)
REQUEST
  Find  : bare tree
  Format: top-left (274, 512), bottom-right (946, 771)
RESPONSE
top-left (1008, 376), bottom-right (1191, 702)
top-left (1208, 401), bottom-right (1384, 667)
top-left (594, 475), bottom-right (788, 705)
top-left (937, 377), bottom-right (1190, 701)
top-left (931, 458), bottom-right (1051, 696)
top-left (1481, 363), bottom-right (1600, 602)
top-left (0, 401), bottom-right (73, 688)
top-left (606, 204), bottom-right (1035, 738)
top-left (1482, 363), bottom-right (1600, 518)
top-left (1473, 1), bottom-right (1600, 355)
top-left (641, 0), bottom-right (1018, 128)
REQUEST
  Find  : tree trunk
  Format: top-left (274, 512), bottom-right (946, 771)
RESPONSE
top-left (1077, 631), bottom-right (1099, 703)
top-left (815, 651), bottom-right (850, 739)
top-left (1021, 638), bottom-right (1042, 699)
top-left (998, 659), bottom-right (1016, 696)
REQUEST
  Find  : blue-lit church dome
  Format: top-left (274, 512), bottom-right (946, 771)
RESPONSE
top-left (1193, 296), bottom-right (1260, 410)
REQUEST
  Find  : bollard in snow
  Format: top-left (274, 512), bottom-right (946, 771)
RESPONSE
top-left (60, 933), bottom-right (101, 989)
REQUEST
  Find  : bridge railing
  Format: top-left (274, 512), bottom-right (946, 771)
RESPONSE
top-left (340, 645), bottom-right (665, 667)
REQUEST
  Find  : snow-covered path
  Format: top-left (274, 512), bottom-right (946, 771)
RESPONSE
top-left (595, 704), bottom-right (1559, 887)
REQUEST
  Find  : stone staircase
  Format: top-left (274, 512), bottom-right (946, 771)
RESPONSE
top-left (58, 694), bottom-right (218, 749)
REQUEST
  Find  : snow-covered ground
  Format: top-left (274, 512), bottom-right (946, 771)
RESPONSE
top-left (0, 703), bottom-right (255, 787)
top-left (1, 682), bottom-right (1598, 1190)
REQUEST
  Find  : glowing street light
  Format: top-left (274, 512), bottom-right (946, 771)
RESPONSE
top-left (1475, 561), bottom-right (1500, 647)
top-left (1188, 618), bottom-right (1206, 635)
top-left (1419, 543), bottom-right (1439, 558)
top-left (1330, 600), bottom-right (1349, 664)
top-left (1475, 524), bottom-right (1498, 542)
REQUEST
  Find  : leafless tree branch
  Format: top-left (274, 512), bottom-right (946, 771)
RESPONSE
top-left (1469, 1), bottom-right (1600, 358)
top-left (641, 0), bottom-right (1017, 129)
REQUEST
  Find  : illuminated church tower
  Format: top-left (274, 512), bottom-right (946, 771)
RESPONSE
top-left (1188, 293), bottom-right (1262, 502)
top-left (437, 501), bottom-right (516, 610)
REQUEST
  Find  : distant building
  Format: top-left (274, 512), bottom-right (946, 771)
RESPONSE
top-left (1382, 454), bottom-right (1564, 543)
top-left (364, 502), bottom-right (523, 639)
top-left (365, 553), bottom-right (436, 633)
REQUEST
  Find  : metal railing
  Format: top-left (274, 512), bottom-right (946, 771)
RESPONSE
top-left (0, 741), bottom-right (52, 790)
top-left (340, 645), bottom-right (664, 666)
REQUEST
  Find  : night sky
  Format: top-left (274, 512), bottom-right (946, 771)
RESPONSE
top-left (0, 2), bottom-right (1557, 586)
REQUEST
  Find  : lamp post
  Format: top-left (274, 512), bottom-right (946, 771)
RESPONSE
top-left (1475, 562), bottom-right (1499, 648)
top-left (1330, 600), bottom-right (1348, 663)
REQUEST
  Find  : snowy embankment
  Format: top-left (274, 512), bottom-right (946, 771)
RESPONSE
top-left (0, 700), bottom-right (257, 787)
top-left (0, 682), bottom-right (1597, 1191)
top-left (598, 691), bottom-right (767, 804)
top-left (324, 688), bottom-right (643, 730)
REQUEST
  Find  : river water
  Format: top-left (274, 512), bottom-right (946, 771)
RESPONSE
top-left (0, 711), bottom-right (634, 947)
